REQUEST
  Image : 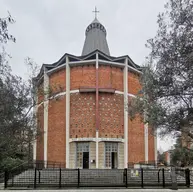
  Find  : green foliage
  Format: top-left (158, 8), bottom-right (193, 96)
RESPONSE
top-left (0, 157), bottom-right (24, 171)
top-left (157, 151), bottom-right (165, 163)
top-left (171, 147), bottom-right (193, 166)
top-left (129, 0), bottom-right (193, 139)
top-left (0, 13), bottom-right (36, 171)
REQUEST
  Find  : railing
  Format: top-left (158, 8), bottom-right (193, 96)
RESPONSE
top-left (34, 160), bottom-right (66, 169)
top-left (2, 162), bottom-right (192, 189)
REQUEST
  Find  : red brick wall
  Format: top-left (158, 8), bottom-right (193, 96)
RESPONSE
top-left (49, 69), bottom-right (66, 95)
top-left (148, 128), bottom-right (155, 162)
top-left (47, 96), bottom-right (66, 164)
top-left (128, 71), bottom-right (141, 95)
top-left (36, 105), bottom-right (44, 161)
top-left (99, 93), bottom-right (124, 138)
top-left (98, 66), bottom-right (123, 91)
top-left (70, 65), bottom-right (96, 89)
top-left (70, 93), bottom-right (96, 138)
top-left (111, 67), bottom-right (123, 91)
top-left (128, 115), bottom-right (145, 163)
top-left (37, 82), bottom-right (44, 104)
top-left (165, 151), bottom-right (169, 163)
top-left (36, 64), bottom-right (155, 164)
top-left (99, 66), bottom-right (112, 88)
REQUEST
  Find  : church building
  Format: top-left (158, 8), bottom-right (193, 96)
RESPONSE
top-left (33, 11), bottom-right (157, 169)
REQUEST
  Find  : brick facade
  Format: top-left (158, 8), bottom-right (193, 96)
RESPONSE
top-left (71, 65), bottom-right (96, 89)
top-left (70, 93), bottom-right (96, 138)
top-left (47, 96), bottom-right (66, 164)
top-left (99, 93), bottom-right (124, 138)
top-left (49, 69), bottom-right (66, 95)
top-left (36, 105), bottom-right (44, 161)
top-left (36, 62), bottom-right (156, 168)
top-left (128, 116), bottom-right (145, 163)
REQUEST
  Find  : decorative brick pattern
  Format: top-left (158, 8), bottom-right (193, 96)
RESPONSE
top-left (99, 93), bottom-right (124, 138)
top-left (47, 96), bottom-right (66, 164)
top-left (70, 93), bottom-right (96, 138)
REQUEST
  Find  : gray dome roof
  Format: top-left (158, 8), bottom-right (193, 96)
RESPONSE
top-left (82, 18), bottom-right (110, 56)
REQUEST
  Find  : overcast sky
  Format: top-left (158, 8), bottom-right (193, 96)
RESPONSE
top-left (0, 0), bottom-right (175, 151)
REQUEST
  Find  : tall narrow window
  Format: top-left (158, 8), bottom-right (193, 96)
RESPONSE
top-left (76, 142), bottom-right (89, 169)
top-left (105, 142), bottom-right (118, 169)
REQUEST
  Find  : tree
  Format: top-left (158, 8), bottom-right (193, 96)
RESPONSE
top-left (170, 138), bottom-right (193, 166)
top-left (157, 151), bottom-right (164, 163)
top-left (0, 13), bottom-right (37, 171)
top-left (129, 0), bottom-right (193, 142)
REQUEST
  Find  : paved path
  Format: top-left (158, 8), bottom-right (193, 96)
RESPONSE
top-left (0, 189), bottom-right (193, 192)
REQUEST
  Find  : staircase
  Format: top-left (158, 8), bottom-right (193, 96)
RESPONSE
top-left (5, 168), bottom-right (190, 188)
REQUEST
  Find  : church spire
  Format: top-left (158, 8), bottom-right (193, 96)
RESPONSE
top-left (81, 8), bottom-right (110, 56)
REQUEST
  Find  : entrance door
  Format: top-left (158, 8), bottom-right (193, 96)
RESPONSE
top-left (111, 152), bottom-right (117, 169)
top-left (83, 152), bottom-right (89, 169)
top-left (105, 143), bottom-right (118, 169)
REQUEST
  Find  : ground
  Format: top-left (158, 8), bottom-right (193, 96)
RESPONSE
top-left (0, 189), bottom-right (193, 192)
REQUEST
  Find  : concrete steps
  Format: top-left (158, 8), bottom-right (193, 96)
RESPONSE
top-left (6, 168), bottom-right (188, 187)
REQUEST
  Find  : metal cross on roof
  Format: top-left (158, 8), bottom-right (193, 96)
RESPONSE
top-left (93, 6), bottom-right (99, 19)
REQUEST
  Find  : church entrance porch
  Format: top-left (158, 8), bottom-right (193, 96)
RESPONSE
top-left (76, 142), bottom-right (89, 169)
top-left (105, 142), bottom-right (118, 169)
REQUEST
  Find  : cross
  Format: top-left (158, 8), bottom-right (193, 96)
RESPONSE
top-left (92, 6), bottom-right (99, 19)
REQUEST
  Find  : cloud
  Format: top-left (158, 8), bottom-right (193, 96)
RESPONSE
top-left (0, 0), bottom-right (173, 151)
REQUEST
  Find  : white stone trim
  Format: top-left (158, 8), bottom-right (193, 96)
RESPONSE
top-left (33, 139), bottom-right (36, 161)
top-left (47, 63), bottom-right (66, 75)
top-left (98, 138), bottom-right (124, 142)
top-left (115, 90), bottom-right (124, 95)
top-left (114, 91), bottom-right (136, 98)
top-left (124, 58), bottom-right (128, 168)
top-left (37, 90), bottom-right (79, 109)
top-left (96, 53), bottom-right (99, 69)
top-left (128, 93), bottom-right (136, 98)
top-left (96, 52), bottom-right (99, 168)
top-left (69, 137), bottom-right (124, 142)
top-left (70, 89), bottom-right (79, 94)
top-left (144, 123), bottom-right (149, 163)
top-left (33, 88), bottom-right (38, 162)
top-left (43, 69), bottom-right (49, 168)
top-left (98, 59), bottom-right (125, 68)
top-left (69, 59), bottom-right (96, 66)
top-left (66, 56), bottom-right (70, 168)
top-left (96, 131), bottom-right (99, 168)
top-left (37, 102), bottom-right (44, 108)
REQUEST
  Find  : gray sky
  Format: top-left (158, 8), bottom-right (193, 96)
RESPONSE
top-left (0, 0), bottom-right (175, 151)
